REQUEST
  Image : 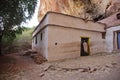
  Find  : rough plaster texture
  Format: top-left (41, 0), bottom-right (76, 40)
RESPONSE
top-left (32, 12), bottom-right (106, 61)
top-left (33, 12), bottom-right (105, 37)
top-left (106, 25), bottom-right (120, 52)
top-left (48, 12), bottom-right (105, 32)
top-left (33, 15), bottom-right (49, 37)
top-left (32, 27), bottom-right (48, 59)
top-left (48, 26), bottom-right (106, 61)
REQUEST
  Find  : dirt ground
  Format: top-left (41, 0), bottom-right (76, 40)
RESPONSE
top-left (0, 52), bottom-right (120, 80)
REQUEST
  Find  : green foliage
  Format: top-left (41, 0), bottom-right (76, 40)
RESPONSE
top-left (2, 27), bottom-right (34, 53)
top-left (0, 0), bottom-right (37, 26)
top-left (15, 27), bottom-right (33, 42)
top-left (0, 0), bottom-right (37, 36)
top-left (0, 0), bottom-right (37, 53)
top-left (2, 27), bottom-right (27, 45)
top-left (13, 28), bottom-right (34, 52)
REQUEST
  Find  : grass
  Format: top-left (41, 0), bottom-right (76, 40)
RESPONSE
top-left (13, 28), bottom-right (34, 52)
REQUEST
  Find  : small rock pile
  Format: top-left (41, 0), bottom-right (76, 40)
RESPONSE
top-left (23, 49), bottom-right (47, 64)
top-left (31, 54), bottom-right (47, 64)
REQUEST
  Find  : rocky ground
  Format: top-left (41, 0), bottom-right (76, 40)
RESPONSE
top-left (0, 52), bottom-right (120, 80)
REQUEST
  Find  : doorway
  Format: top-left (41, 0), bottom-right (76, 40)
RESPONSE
top-left (117, 32), bottom-right (120, 49)
top-left (81, 37), bottom-right (90, 56)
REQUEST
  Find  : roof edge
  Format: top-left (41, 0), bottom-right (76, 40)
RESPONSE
top-left (33, 11), bottom-right (106, 33)
top-left (33, 23), bottom-right (105, 37)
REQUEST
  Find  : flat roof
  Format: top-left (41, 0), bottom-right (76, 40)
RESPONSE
top-left (33, 12), bottom-right (105, 37)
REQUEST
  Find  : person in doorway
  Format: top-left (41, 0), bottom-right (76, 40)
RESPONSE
top-left (83, 40), bottom-right (89, 56)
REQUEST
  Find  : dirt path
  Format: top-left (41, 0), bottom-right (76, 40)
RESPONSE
top-left (0, 53), bottom-right (35, 80)
top-left (0, 53), bottom-right (120, 80)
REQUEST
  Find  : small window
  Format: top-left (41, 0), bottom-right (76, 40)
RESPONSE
top-left (41, 33), bottom-right (42, 40)
top-left (116, 13), bottom-right (120, 19)
top-left (102, 32), bottom-right (106, 39)
top-left (35, 36), bottom-right (37, 44)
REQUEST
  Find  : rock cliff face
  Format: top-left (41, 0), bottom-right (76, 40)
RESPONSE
top-left (38, 0), bottom-right (120, 21)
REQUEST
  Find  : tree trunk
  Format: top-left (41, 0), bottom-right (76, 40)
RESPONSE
top-left (0, 36), bottom-right (2, 55)
top-left (0, 25), bottom-right (3, 55)
top-left (0, 34), bottom-right (3, 55)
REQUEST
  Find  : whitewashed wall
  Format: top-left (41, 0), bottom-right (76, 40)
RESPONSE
top-left (106, 26), bottom-right (120, 52)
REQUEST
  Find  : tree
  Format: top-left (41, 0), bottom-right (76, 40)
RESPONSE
top-left (0, 0), bottom-right (37, 54)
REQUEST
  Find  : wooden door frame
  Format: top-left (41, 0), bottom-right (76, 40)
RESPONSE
top-left (80, 37), bottom-right (90, 56)
top-left (113, 30), bottom-right (120, 51)
top-left (117, 31), bottom-right (120, 49)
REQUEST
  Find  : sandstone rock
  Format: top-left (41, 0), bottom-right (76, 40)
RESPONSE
top-left (38, 0), bottom-right (120, 21)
